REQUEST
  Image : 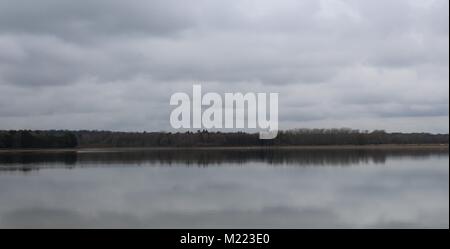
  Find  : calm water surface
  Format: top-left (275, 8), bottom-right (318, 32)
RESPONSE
top-left (0, 148), bottom-right (448, 228)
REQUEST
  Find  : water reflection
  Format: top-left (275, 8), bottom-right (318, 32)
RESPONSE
top-left (0, 147), bottom-right (448, 171)
top-left (0, 148), bottom-right (448, 228)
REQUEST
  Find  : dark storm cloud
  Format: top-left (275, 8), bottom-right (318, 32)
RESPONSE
top-left (0, 0), bottom-right (448, 132)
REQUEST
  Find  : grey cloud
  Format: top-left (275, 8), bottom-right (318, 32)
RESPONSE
top-left (0, 0), bottom-right (195, 40)
top-left (0, 0), bottom-right (448, 132)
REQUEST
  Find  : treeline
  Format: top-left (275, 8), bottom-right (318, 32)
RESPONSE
top-left (0, 129), bottom-right (448, 149)
top-left (0, 130), bottom-right (77, 149)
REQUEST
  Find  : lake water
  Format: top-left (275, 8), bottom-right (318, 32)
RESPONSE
top-left (0, 148), bottom-right (448, 228)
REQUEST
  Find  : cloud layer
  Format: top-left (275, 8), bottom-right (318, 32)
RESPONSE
top-left (0, 0), bottom-right (448, 132)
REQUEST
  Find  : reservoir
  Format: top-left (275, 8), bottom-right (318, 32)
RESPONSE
top-left (0, 147), bottom-right (448, 228)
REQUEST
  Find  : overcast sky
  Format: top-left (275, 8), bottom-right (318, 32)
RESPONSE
top-left (0, 0), bottom-right (448, 133)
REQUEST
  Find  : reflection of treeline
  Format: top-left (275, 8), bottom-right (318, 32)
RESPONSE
top-left (0, 129), bottom-right (448, 149)
top-left (0, 148), bottom-right (448, 169)
top-left (64, 149), bottom-right (450, 166)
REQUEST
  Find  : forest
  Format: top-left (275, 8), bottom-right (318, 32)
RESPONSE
top-left (0, 129), bottom-right (448, 149)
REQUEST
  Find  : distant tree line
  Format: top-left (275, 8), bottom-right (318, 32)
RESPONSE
top-left (0, 129), bottom-right (448, 149)
top-left (0, 130), bottom-right (77, 149)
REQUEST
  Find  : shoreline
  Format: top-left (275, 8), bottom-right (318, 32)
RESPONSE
top-left (0, 144), bottom-right (448, 154)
